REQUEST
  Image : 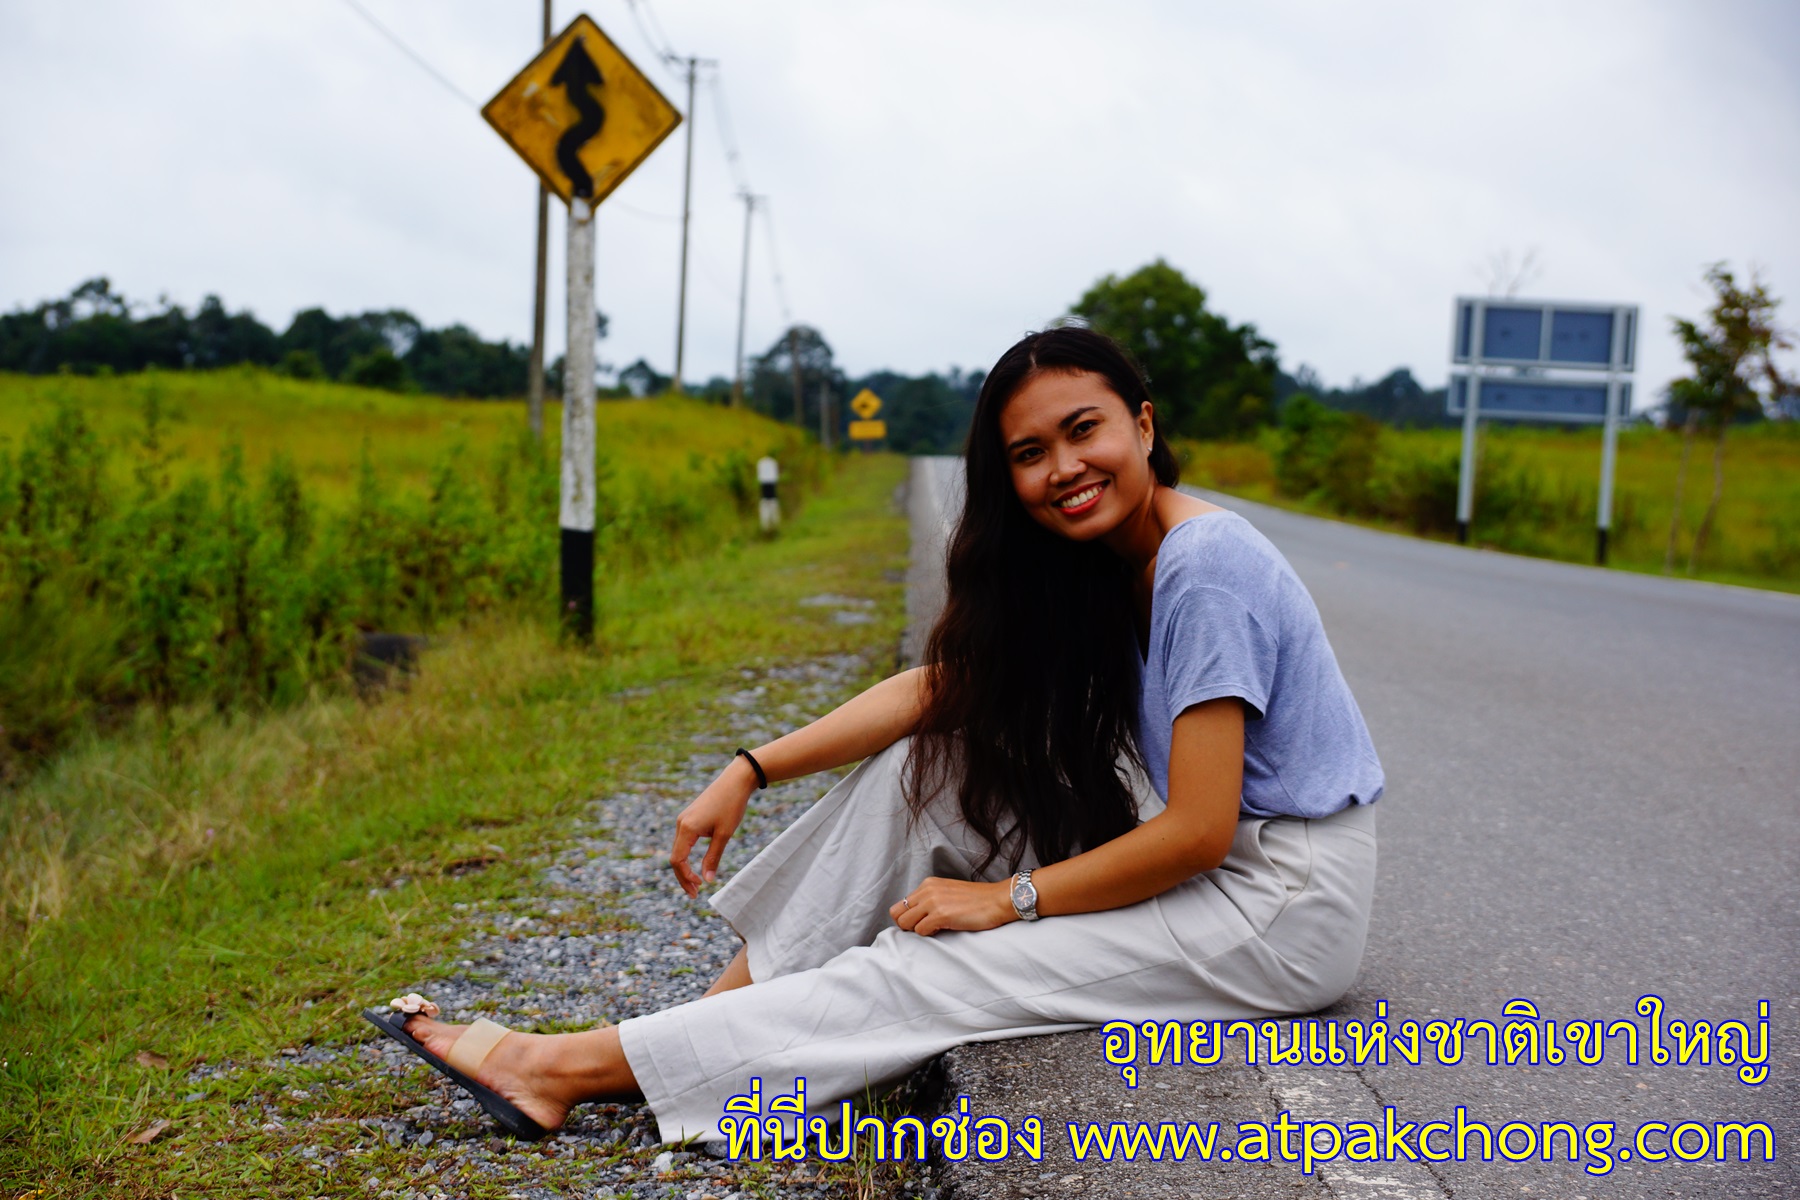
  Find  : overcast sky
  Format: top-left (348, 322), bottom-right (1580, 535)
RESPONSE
top-left (5, 0), bottom-right (1798, 404)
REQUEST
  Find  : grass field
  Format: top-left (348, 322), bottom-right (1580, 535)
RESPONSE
top-left (0, 371), bottom-right (910, 1196)
top-left (1177, 421), bottom-right (1800, 592)
top-left (0, 368), bottom-right (806, 507)
top-left (0, 370), bottom-right (836, 771)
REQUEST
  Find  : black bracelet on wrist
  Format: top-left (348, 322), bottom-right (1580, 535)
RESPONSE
top-left (734, 747), bottom-right (769, 790)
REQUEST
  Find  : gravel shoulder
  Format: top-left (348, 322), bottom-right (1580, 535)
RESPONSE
top-left (225, 644), bottom-right (933, 1200)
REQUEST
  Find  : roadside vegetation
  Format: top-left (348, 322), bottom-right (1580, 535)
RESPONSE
top-left (1170, 262), bottom-right (1797, 592)
top-left (0, 368), bottom-right (909, 1195)
top-left (1176, 419), bottom-right (1800, 591)
top-left (0, 369), bottom-right (826, 774)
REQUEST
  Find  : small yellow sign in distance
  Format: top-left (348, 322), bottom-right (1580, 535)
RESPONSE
top-left (849, 388), bottom-right (883, 420)
top-left (848, 420), bottom-right (887, 441)
top-left (483, 14), bottom-right (682, 207)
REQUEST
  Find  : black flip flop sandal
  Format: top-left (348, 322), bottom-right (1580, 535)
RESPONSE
top-left (361, 1006), bottom-right (550, 1142)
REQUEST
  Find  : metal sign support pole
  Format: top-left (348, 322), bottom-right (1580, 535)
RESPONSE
top-left (1455, 299), bottom-right (1485, 545)
top-left (1597, 371), bottom-right (1620, 566)
top-left (1456, 372), bottom-right (1481, 545)
top-left (561, 197), bottom-right (598, 640)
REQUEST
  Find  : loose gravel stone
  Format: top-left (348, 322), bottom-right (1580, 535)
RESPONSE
top-left (235, 652), bottom-right (936, 1199)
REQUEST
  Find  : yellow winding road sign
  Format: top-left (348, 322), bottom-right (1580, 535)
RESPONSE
top-left (850, 388), bottom-right (883, 420)
top-left (483, 14), bottom-right (681, 207)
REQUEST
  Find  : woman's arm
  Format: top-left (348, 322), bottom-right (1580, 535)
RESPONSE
top-left (668, 665), bottom-right (932, 897)
top-left (890, 696), bottom-right (1243, 933)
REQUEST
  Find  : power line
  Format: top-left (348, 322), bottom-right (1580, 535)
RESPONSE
top-left (757, 199), bottom-right (795, 327)
top-left (337, 0), bottom-right (481, 109)
top-left (706, 73), bottom-right (752, 194)
top-left (705, 72), bottom-right (795, 325)
top-left (622, 0), bottom-right (681, 73)
top-left (640, 0), bottom-right (684, 69)
top-left (624, 0), bottom-right (799, 331)
top-left (610, 200), bottom-right (682, 223)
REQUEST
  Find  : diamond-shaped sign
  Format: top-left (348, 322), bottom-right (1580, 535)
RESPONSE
top-left (849, 388), bottom-right (883, 420)
top-left (483, 14), bottom-right (682, 207)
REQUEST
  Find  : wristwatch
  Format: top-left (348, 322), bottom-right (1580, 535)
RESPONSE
top-left (1010, 870), bottom-right (1040, 922)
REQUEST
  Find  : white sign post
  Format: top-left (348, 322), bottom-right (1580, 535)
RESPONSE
top-left (1448, 297), bottom-right (1638, 564)
top-left (561, 199), bottom-right (599, 635)
top-left (482, 15), bottom-right (682, 639)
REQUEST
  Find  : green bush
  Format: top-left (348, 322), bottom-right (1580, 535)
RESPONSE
top-left (1368, 438), bottom-right (1460, 534)
top-left (344, 346), bottom-right (411, 391)
top-left (1275, 395), bottom-right (1380, 513)
top-left (275, 348), bottom-right (326, 380)
top-left (1274, 397), bottom-right (1644, 552)
top-left (0, 393), bottom-right (794, 773)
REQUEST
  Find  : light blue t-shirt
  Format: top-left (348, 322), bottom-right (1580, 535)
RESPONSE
top-left (1136, 511), bottom-right (1384, 818)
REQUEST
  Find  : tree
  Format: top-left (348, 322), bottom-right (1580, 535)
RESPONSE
top-left (277, 349), bottom-right (326, 380)
top-left (277, 308), bottom-right (391, 379)
top-left (1068, 259), bottom-right (1279, 440)
top-left (406, 324), bottom-right (529, 398)
top-left (749, 326), bottom-right (846, 431)
top-left (617, 359), bottom-right (670, 398)
top-left (0, 281), bottom-right (550, 400)
top-left (345, 347), bottom-right (411, 392)
top-left (852, 368), bottom-right (985, 454)
top-left (1277, 366), bottom-right (1455, 428)
top-left (188, 294), bottom-right (279, 368)
top-left (1663, 264), bottom-right (1794, 574)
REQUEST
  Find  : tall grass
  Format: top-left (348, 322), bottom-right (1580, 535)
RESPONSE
top-left (0, 443), bottom-right (908, 1197)
top-left (1177, 416), bottom-right (1800, 591)
top-left (0, 373), bottom-right (826, 774)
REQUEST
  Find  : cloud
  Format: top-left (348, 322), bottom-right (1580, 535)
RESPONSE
top-left (2, 0), bottom-right (1796, 403)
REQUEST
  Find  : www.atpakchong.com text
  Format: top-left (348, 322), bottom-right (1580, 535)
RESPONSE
top-left (715, 1089), bottom-right (1775, 1177)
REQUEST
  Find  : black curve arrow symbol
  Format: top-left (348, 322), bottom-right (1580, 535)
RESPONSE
top-left (549, 36), bottom-right (606, 198)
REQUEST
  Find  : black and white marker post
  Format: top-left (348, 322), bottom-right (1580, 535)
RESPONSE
top-left (757, 455), bottom-right (779, 533)
top-left (561, 196), bottom-right (598, 639)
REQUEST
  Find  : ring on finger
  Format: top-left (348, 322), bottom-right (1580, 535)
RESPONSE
top-left (902, 895), bottom-right (912, 910)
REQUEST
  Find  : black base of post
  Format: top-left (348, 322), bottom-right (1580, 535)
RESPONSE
top-left (1457, 520), bottom-right (1469, 545)
top-left (560, 526), bottom-right (595, 642)
top-left (1596, 527), bottom-right (1609, 566)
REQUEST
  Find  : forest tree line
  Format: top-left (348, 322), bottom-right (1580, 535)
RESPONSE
top-left (0, 266), bottom-right (1421, 454)
top-left (12, 263), bottom-right (1781, 459)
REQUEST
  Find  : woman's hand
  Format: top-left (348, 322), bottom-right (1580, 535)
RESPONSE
top-left (669, 756), bottom-right (759, 898)
top-left (888, 877), bottom-right (1016, 936)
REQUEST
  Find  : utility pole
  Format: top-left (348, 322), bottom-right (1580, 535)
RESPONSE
top-left (818, 379), bottom-right (832, 450)
top-left (788, 326), bottom-right (805, 426)
top-left (731, 190), bottom-right (758, 408)
top-left (670, 54), bottom-right (715, 394)
top-left (527, 0), bottom-right (554, 438)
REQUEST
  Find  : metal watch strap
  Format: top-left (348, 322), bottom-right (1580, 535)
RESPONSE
top-left (1011, 869), bottom-right (1039, 922)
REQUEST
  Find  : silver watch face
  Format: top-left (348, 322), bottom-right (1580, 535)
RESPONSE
top-left (1012, 878), bottom-right (1036, 910)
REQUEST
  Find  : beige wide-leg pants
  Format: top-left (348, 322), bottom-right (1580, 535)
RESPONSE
top-left (616, 736), bottom-right (1377, 1144)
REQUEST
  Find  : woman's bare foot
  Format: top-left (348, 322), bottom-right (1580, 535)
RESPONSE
top-left (402, 1015), bottom-right (637, 1132)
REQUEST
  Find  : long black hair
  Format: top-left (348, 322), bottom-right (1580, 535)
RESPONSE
top-left (905, 326), bottom-right (1181, 874)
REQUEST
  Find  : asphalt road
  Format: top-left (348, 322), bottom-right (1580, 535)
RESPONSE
top-left (906, 457), bottom-right (1797, 1199)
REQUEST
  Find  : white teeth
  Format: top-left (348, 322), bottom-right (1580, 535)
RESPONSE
top-left (1055, 485), bottom-right (1102, 509)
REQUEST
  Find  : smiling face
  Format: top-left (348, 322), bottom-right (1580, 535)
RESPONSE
top-left (1000, 368), bottom-right (1158, 542)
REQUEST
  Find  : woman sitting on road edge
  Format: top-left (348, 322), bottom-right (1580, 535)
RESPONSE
top-left (363, 325), bottom-right (1385, 1143)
